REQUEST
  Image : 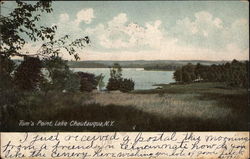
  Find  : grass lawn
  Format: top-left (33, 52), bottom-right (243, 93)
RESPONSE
top-left (1, 82), bottom-right (248, 131)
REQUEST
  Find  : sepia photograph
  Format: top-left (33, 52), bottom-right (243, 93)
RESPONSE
top-left (0, 0), bottom-right (249, 132)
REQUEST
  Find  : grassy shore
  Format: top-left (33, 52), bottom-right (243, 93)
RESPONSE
top-left (1, 82), bottom-right (248, 131)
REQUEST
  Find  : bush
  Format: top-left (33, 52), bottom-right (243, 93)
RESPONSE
top-left (0, 73), bottom-right (14, 91)
top-left (0, 56), bottom-right (16, 91)
top-left (42, 57), bottom-right (81, 92)
top-left (14, 57), bottom-right (43, 91)
top-left (64, 71), bottom-right (81, 92)
top-left (173, 60), bottom-right (248, 88)
top-left (0, 89), bottom-right (23, 130)
top-left (106, 78), bottom-right (135, 92)
top-left (106, 78), bottom-right (121, 91)
top-left (106, 63), bottom-right (135, 92)
top-left (120, 78), bottom-right (135, 92)
top-left (77, 72), bottom-right (98, 92)
top-left (50, 69), bottom-right (80, 92)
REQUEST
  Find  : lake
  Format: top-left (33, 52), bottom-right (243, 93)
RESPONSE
top-left (72, 68), bottom-right (175, 90)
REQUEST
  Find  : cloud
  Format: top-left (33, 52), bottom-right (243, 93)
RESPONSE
top-left (171, 11), bottom-right (249, 54)
top-left (59, 13), bottom-right (69, 22)
top-left (21, 9), bottom-right (247, 61)
top-left (108, 13), bottom-right (128, 27)
top-left (229, 18), bottom-right (249, 48)
top-left (75, 43), bottom-right (248, 61)
top-left (18, 38), bottom-right (248, 61)
top-left (82, 11), bottom-right (248, 61)
top-left (175, 11), bottom-right (223, 37)
top-left (85, 13), bottom-right (174, 50)
top-left (53, 10), bottom-right (95, 40)
top-left (194, 11), bottom-right (223, 29)
top-left (75, 8), bottom-right (95, 25)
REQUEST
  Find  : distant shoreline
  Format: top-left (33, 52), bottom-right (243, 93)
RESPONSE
top-left (67, 60), bottom-right (230, 70)
top-left (70, 67), bottom-right (176, 72)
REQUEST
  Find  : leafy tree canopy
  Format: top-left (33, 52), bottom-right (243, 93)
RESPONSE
top-left (107, 63), bottom-right (135, 92)
top-left (0, 0), bottom-right (90, 60)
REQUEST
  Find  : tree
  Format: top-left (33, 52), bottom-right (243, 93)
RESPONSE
top-left (1, 1), bottom-right (90, 92)
top-left (109, 63), bottom-right (122, 80)
top-left (173, 60), bottom-right (248, 88)
top-left (43, 56), bottom-right (69, 78)
top-left (194, 63), bottom-right (202, 79)
top-left (1, 1), bottom-right (52, 91)
top-left (0, 56), bottom-right (16, 90)
top-left (106, 78), bottom-right (121, 91)
top-left (77, 72), bottom-right (98, 92)
top-left (173, 63), bottom-right (196, 83)
top-left (13, 56), bottom-right (43, 90)
top-left (62, 71), bottom-right (80, 92)
top-left (173, 68), bottom-right (182, 82)
top-left (1, 1), bottom-right (55, 58)
top-left (1, 0), bottom-right (89, 68)
top-left (183, 63), bottom-right (196, 82)
top-left (120, 78), bottom-right (135, 92)
top-left (226, 59), bottom-right (248, 88)
top-left (42, 57), bottom-right (81, 92)
top-left (107, 63), bottom-right (122, 91)
top-left (0, 1), bottom-right (90, 129)
top-left (106, 63), bottom-right (135, 92)
top-left (46, 69), bottom-right (80, 92)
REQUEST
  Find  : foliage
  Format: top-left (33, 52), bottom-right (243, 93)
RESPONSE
top-left (120, 78), bottom-right (135, 92)
top-left (42, 57), bottom-right (80, 92)
top-left (0, 1), bottom-right (54, 58)
top-left (37, 35), bottom-right (90, 61)
top-left (50, 69), bottom-right (80, 92)
top-left (1, 82), bottom-right (248, 131)
top-left (107, 77), bottom-right (135, 92)
top-left (144, 64), bottom-right (179, 71)
top-left (77, 72), bottom-right (98, 92)
top-left (64, 71), bottom-right (81, 92)
top-left (107, 63), bottom-right (123, 91)
top-left (173, 63), bottom-right (196, 83)
top-left (43, 56), bottom-right (69, 73)
top-left (106, 78), bottom-right (121, 91)
top-left (13, 57), bottom-right (43, 91)
top-left (173, 68), bottom-right (182, 82)
top-left (1, 1), bottom-right (89, 59)
top-left (0, 56), bottom-right (16, 90)
top-left (173, 60), bottom-right (248, 88)
top-left (1, 0), bottom-right (90, 94)
top-left (0, 56), bottom-right (16, 74)
top-left (106, 63), bottom-right (135, 92)
top-left (109, 63), bottom-right (122, 79)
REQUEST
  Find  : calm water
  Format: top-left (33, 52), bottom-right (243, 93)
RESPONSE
top-left (71, 68), bottom-right (175, 90)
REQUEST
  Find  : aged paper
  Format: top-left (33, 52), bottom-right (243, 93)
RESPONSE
top-left (1, 132), bottom-right (249, 159)
top-left (1, 1), bottom-right (249, 159)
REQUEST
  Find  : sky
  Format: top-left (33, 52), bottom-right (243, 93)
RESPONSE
top-left (2, 1), bottom-right (249, 61)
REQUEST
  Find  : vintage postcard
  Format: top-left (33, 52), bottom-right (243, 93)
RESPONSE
top-left (0, 1), bottom-right (249, 159)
